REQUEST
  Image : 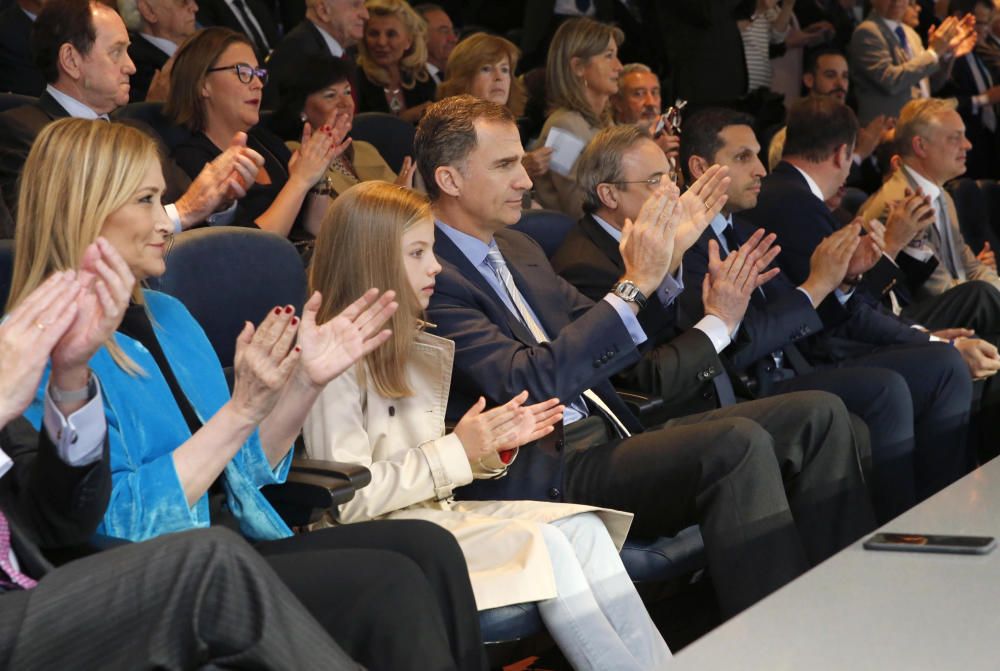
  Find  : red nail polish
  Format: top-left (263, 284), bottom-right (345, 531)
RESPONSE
top-left (284, 306), bottom-right (293, 314)
top-left (294, 346), bottom-right (301, 352)
top-left (273, 307), bottom-right (281, 315)
top-left (291, 317), bottom-right (299, 325)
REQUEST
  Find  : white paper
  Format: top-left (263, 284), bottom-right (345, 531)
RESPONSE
top-left (544, 127), bottom-right (586, 177)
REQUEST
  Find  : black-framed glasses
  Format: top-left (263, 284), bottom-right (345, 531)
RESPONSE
top-left (606, 174), bottom-right (665, 188)
top-left (207, 62), bottom-right (269, 85)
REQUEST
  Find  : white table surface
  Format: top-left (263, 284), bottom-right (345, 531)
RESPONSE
top-left (668, 458), bottom-right (1000, 670)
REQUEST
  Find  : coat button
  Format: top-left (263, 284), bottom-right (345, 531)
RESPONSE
top-left (548, 487), bottom-right (560, 499)
top-left (388, 406), bottom-right (395, 417)
top-left (707, 366), bottom-right (716, 375)
top-left (555, 439), bottom-right (564, 450)
top-left (702, 390), bottom-right (714, 399)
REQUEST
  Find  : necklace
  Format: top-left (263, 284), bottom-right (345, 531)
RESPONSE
top-left (384, 87), bottom-right (403, 114)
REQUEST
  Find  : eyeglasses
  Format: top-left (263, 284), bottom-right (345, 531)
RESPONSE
top-left (207, 62), bottom-right (269, 85)
top-left (606, 174), bottom-right (665, 188)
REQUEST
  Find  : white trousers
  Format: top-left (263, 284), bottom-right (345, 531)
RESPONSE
top-left (537, 513), bottom-right (673, 670)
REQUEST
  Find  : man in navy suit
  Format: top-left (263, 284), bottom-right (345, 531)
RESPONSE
top-left (678, 109), bottom-right (974, 510)
top-left (742, 97), bottom-right (991, 492)
top-left (416, 95), bottom-right (876, 617)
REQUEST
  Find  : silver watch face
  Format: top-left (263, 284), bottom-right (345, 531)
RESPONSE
top-left (614, 281), bottom-right (639, 301)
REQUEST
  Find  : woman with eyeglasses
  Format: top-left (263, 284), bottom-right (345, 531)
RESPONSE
top-left (166, 28), bottom-right (349, 246)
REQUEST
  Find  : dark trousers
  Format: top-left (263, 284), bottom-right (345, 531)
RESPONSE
top-left (257, 519), bottom-right (488, 671)
top-left (0, 528), bottom-right (361, 670)
top-left (562, 390), bottom-right (875, 617)
top-left (773, 366), bottom-right (916, 521)
top-left (834, 341), bottom-right (973, 499)
top-left (902, 280), bottom-right (1000, 463)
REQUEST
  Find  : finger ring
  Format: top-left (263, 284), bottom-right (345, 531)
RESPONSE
top-left (35, 322), bottom-right (46, 331)
top-left (704, 201), bottom-right (712, 212)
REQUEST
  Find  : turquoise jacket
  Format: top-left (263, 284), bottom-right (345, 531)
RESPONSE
top-left (25, 290), bottom-right (293, 542)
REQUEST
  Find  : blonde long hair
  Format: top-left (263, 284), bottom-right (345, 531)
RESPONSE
top-left (309, 181), bottom-right (431, 398)
top-left (438, 33), bottom-right (527, 117)
top-left (545, 18), bottom-right (623, 129)
top-left (8, 118), bottom-right (159, 374)
top-left (357, 0), bottom-right (430, 90)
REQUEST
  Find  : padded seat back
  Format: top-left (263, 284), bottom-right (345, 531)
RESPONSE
top-left (147, 227), bottom-right (307, 368)
top-left (350, 112), bottom-right (415, 173)
top-left (0, 93), bottom-right (36, 113)
top-left (113, 102), bottom-right (193, 152)
top-left (509, 209), bottom-right (575, 258)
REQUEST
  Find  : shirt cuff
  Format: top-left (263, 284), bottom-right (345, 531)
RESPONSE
top-left (693, 314), bottom-right (732, 353)
top-left (902, 245), bottom-right (935, 263)
top-left (206, 200), bottom-right (238, 226)
top-left (43, 385), bottom-right (105, 467)
top-left (603, 294), bottom-right (648, 346)
top-left (927, 47), bottom-right (940, 63)
top-left (164, 203), bottom-right (182, 234)
top-left (834, 287), bottom-right (854, 304)
top-left (657, 265), bottom-right (684, 306)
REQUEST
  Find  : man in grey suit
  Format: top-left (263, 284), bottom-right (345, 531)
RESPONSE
top-left (0, 252), bottom-right (360, 669)
top-left (848, 0), bottom-right (975, 123)
top-left (859, 96), bottom-right (1000, 332)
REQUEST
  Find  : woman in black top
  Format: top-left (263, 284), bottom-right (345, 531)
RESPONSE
top-left (356, 0), bottom-right (436, 123)
top-left (166, 28), bottom-right (350, 243)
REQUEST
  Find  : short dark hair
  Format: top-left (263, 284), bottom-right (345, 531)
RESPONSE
top-left (270, 56), bottom-right (354, 141)
top-left (680, 107), bottom-right (755, 181)
top-left (414, 95), bottom-right (516, 201)
top-left (948, 0), bottom-right (991, 15)
top-left (412, 2), bottom-right (446, 17)
top-left (783, 96), bottom-right (859, 162)
top-left (804, 46), bottom-right (847, 77)
top-left (32, 0), bottom-right (97, 84)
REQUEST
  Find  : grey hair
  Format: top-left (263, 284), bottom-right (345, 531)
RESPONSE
top-left (576, 124), bottom-right (650, 214)
top-left (118, 0), bottom-right (143, 30)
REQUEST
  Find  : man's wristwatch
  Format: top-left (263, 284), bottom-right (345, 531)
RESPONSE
top-left (612, 280), bottom-right (648, 310)
top-left (49, 372), bottom-right (98, 404)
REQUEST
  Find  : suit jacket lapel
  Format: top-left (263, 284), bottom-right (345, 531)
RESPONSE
top-left (495, 234), bottom-right (566, 342)
top-left (873, 15), bottom-right (906, 64)
top-left (38, 92), bottom-right (69, 120)
top-left (434, 230), bottom-right (539, 345)
top-left (579, 214), bottom-right (625, 275)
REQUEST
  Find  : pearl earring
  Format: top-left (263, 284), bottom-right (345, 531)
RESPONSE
top-left (300, 112), bottom-right (308, 123)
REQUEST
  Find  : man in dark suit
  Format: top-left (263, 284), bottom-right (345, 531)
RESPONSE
top-left (936, 0), bottom-right (1000, 178)
top-left (678, 109), bottom-right (975, 511)
top-left (197, 0), bottom-right (279, 61)
top-left (0, 246), bottom-right (360, 669)
top-left (0, 0), bottom-right (45, 96)
top-left (0, 0), bottom-right (265, 237)
top-left (662, 0), bottom-right (753, 108)
top-left (263, 0), bottom-right (367, 109)
top-left (417, 95), bottom-right (876, 617)
top-left (120, 0), bottom-right (198, 102)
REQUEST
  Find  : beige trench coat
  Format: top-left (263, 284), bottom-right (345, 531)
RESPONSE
top-left (302, 331), bottom-right (633, 610)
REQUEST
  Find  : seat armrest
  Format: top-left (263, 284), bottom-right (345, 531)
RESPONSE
top-left (290, 457), bottom-right (372, 491)
top-left (615, 388), bottom-right (665, 421)
top-left (263, 459), bottom-right (372, 528)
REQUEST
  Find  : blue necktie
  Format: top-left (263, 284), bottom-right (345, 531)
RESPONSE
top-left (894, 25), bottom-right (910, 55)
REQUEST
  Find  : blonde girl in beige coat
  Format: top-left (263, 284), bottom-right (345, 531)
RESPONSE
top-left (304, 181), bottom-right (672, 671)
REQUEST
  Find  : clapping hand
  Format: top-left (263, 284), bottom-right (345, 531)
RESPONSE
top-left (703, 229), bottom-right (780, 332)
top-left (0, 272), bottom-right (83, 425)
top-left (454, 392), bottom-right (564, 464)
top-left (801, 222), bottom-right (862, 304)
top-left (174, 132), bottom-right (264, 227)
top-left (674, 164), bottom-right (731, 269)
top-left (50, 239), bottom-right (135, 380)
top-left (619, 177), bottom-right (681, 298)
top-left (295, 289), bottom-right (398, 388)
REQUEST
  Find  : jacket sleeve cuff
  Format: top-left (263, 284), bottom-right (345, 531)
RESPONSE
top-left (418, 433), bottom-right (473, 500)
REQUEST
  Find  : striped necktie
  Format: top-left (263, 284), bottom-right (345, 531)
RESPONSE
top-left (485, 247), bottom-right (631, 437)
top-left (0, 510), bottom-right (37, 590)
